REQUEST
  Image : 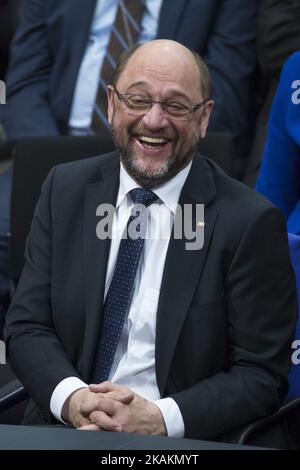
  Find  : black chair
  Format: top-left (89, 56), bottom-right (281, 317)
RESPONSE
top-left (9, 135), bottom-right (116, 287)
top-left (0, 364), bottom-right (27, 424)
top-left (0, 141), bottom-right (13, 162)
top-left (198, 131), bottom-right (233, 176)
top-left (237, 398), bottom-right (300, 449)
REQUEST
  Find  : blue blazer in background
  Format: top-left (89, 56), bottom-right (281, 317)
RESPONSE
top-left (256, 51), bottom-right (300, 234)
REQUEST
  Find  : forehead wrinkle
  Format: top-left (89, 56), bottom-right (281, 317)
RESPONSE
top-left (143, 64), bottom-right (178, 80)
top-left (141, 63), bottom-right (193, 85)
top-left (123, 68), bottom-right (197, 89)
top-left (121, 69), bottom-right (183, 88)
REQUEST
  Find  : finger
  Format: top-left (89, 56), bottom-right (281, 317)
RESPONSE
top-left (70, 410), bottom-right (96, 429)
top-left (76, 416), bottom-right (93, 427)
top-left (89, 382), bottom-right (133, 400)
top-left (105, 390), bottom-right (134, 404)
top-left (89, 410), bottom-right (122, 432)
top-left (81, 396), bottom-right (118, 416)
top-left (78, 394), bottom-right (101, 417)
top-left (77, 424), bottom-right (101, 431)
top-left (92, 389), bottom-right (134, 404)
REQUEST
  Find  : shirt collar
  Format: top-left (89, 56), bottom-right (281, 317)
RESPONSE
top-left (117, 161), bottom-right (192, 214)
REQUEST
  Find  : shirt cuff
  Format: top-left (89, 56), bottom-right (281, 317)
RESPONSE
top-left (50, 376), bottom-right (88, 423)
top-left (153, 397), bottom-right (185, 438)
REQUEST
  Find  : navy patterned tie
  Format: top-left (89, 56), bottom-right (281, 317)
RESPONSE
top-left (91, 188), bottom-right (158, 383)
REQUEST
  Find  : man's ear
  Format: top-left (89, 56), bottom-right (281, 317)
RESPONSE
top-left (107, 85), bottom-right (114, 124)
top-left (199, 100), bottom-right (214, 138)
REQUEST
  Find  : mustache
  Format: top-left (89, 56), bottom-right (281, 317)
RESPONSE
top-left (129, 123), bottom-right (177, 141)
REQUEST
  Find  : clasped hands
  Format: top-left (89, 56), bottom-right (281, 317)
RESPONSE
top-left (62, 381), bottom-right (166, 436)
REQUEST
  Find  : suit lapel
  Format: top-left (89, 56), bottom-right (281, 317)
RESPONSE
top-left (155, 154), bottom-right (219, 394)
top-left (157, 0), bottom-right (189, 38)
top-left (78, 154), bottom-right (119, 379)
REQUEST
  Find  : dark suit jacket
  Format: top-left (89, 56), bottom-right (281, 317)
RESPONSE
top-left (5, 152), bottom-right (297, 441)
top-left (257, 0), bottom-right (300, 80)
top-left (242, 1), bottom-right (300, 187)
top-left (0, 0), bottom-right (18, 81)
top-left (243, 0), bottom-right (300, 187)
top-left (1, 0), bottom-right (257, 154)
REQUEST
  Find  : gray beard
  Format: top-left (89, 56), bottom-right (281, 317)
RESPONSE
top-left (113, 134), bottom-right (198, 189)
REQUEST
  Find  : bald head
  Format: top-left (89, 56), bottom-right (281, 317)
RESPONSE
top-left (128, 40), bottom-right (197, 71)
top-left (111, 40), bottom-right (212, 100)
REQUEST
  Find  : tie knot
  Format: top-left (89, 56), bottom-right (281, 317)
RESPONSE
top-left (129, 188), bottom-right (158, 207)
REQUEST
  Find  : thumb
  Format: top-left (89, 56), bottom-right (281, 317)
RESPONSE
top-left (77, 424), bottom-right (101, 431)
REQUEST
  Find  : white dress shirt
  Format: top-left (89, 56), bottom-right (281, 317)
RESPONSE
top-left (50, 160), bottom-right (192, 437)
top-left (69, 0), bottom-right (163, 129)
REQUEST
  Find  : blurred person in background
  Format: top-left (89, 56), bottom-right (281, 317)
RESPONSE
top-left (256, 51), bottom-right (300, 234)
top-left (243, 0), bottom-right (300, 187)
top-left (1, 0), bottom-right (257, 164)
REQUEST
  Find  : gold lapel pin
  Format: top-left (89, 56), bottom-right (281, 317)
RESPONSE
top-left (197, 221), bottom-right (205, 228)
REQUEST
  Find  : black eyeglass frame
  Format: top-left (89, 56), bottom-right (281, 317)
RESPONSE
top-left (113, 86), bottom-right (211, 120)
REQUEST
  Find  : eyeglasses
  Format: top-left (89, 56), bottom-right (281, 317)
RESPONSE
top-left (114, 86), bottom-right (210, 121)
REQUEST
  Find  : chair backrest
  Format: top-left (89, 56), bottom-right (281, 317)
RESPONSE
top-left (0, 364), bottom-right (28, 425)
top-left (10, 136), bottom-right (115, 285)
top-left (198, 131), bottom-right (234, 176)
top-left (10, 132), bottom-right (234, 285)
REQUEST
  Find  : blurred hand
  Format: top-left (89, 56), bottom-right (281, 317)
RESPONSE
top-left (62, 384), bottom-right (134, 430)
top-left (88, 382), bottom-right (167, 435)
